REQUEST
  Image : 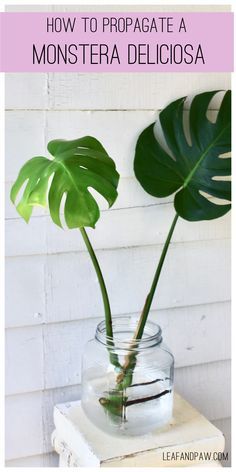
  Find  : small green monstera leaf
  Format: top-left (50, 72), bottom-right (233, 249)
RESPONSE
top-left (134, 90), bottom-right (231, 221)
top-left (11, 136), bottom-right (119, 228)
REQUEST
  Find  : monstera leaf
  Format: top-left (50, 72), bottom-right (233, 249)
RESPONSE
top-left (11, 136), bottom-right (119, 228)
top-left (134, 90), bottom-right (231, 221)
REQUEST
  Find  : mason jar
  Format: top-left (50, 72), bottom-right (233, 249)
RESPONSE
top-left (81, 315), bottom-right (174, 436)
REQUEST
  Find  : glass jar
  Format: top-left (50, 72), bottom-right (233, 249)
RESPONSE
top-left (81, 315), bottom-right (174, 436)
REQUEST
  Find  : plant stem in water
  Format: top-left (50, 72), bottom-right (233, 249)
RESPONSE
top-left (117, 213), bottom-right (179, 386)
top-left (97, 214), bottom-right (179, 417)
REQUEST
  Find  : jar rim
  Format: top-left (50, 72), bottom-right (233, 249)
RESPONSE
top-left (95, 315), bottom-right (162, 350)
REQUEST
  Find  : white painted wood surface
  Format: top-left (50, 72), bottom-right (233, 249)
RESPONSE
top-left (52, 394), bottom-right (225, 467)
top-left (6, 240), bottom-right (230, 328)
top-left (5, 4), bottom-right (231, 467)
top-left (6, 303), bottom-right (231, 395)
top-left (6, 73), bottom-right (230, 111)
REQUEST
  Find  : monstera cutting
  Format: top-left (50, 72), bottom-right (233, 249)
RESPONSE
top-left (11, 136), bottom-right (119, 342)
top-left (113, 90), bottom-right (231, 393)
top-left (11, 90), bottom-right (231, 432)
top-left (131, 90), bottom-right (231, 344)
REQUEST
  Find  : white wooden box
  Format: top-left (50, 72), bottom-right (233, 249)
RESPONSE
top-left (52, 392), bottom-right (224, 467)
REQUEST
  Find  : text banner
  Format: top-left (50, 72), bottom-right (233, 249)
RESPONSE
top-left (0, 12), bottom-right (234, 72)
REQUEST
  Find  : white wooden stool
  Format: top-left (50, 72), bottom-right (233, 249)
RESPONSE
top-left (52, 392), bottom-right (224, 467)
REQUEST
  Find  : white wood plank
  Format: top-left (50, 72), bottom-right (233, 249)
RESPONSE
top-left (5, 326), bottom-right (44, 396)
top-left (6, 239), bottom-right (230, 328)
top-left (5, 391), bottom-right (44, 460)
top-left (175, 361), bottom-right (231, 421)
top-left (43, 318), bottom-right (95, 391)
top-left (48, 73), bottom-right (231, 111)
top-left (5, 255), bottom-right (46, 328)
top-left (6, 215), bottom-right (47, 257)
top-left (5, 452), bottom-right (58, 467)
top-left (155, 302), bottom-right (231, 369)
top-left (5, 74), bottom-right (48, 110)
top-left (6, 109), bottom-right (223, 182)
top-left (5, 111), bottom-right (46, 182)
top-left (6, 203), bottom-right (231, 257)
top-left (5, 360), bottom-right (230, 460)
top-left (45, 239), bottom-right (230, 324)
top-left (5, 71), bottom-right (230, 111)
top-left (5, 301), bottom-right (230, 394)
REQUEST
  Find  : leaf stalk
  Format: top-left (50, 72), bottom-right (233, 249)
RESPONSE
top-left (80, 227), bottom-right (120, 368)
top-left (134, 212), bottom-right (178, 339)
top-left (80, 227), bottom-right (113, 337)
top-left (117, 212), bottom-right (179, 386)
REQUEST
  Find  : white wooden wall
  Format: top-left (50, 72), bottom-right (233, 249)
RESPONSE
top-left (5, 4), bottom-right (231, 468)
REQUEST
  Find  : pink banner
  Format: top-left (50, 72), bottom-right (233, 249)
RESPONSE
top-left (0, 12), bottom-right (234, 72)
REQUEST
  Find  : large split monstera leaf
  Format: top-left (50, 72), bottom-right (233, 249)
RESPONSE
top-left (134, 91), bottom-right (231, 221)
top-left (11, 136), bottom-right (119, 228)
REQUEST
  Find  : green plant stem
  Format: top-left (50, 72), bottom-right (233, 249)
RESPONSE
top-left (80, 227), bottom-right (113, 337)
top-left (117, 212), bottom-right (179, 387)
top-left (99, 213), bottom-right (179, 416)
top-left (134, 212), bottom-right (179, 339)
top-left (80, 228), bottom-right (120, 368)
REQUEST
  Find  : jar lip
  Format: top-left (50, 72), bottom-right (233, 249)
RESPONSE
top-left (95, 315), bottom-right (162, 349)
